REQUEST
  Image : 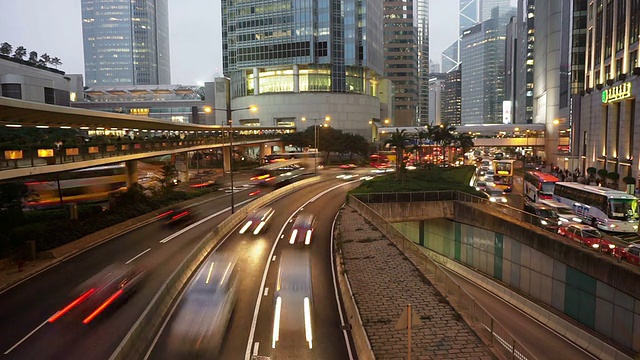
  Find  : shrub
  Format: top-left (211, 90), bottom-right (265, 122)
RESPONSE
top-left (606, 172), bottom-right (620, 181)
top-left (623, 176), bottom-right (636, 185)
top-left (586, 167), bottom-right (597, 176)
top-left (597, 169), bottom-right (608, 178)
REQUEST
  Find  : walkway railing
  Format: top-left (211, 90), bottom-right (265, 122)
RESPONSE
top-left (349, 193), bottom-right (538, 360)
top-left (0, 134), bottom-right (279, 172)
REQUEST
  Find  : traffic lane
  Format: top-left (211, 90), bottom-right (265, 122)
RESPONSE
top-left (147, 179), bottom-right (346, 360)
top-left (442, 268), bottom-right (596, 360)
top-left (0, 189), bottom-right (258, 358)
top-left (251, 181), bottom-right (357, 360)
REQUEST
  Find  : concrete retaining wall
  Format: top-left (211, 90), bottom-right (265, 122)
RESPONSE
top-left (366, 201), bottom-right (453, 222)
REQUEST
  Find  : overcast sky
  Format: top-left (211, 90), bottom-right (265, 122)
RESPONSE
top-left (0, 0), bottom-right (514, 84)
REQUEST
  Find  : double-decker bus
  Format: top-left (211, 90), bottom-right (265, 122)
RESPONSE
top-left (23, 164), bottom-right (128, 209)
top-left (369, 153), bottom-right (391, 168)
top-left (524, 171), bottom-right (559, 202)
top-left (492, 159), bottom-right (516, 192)
top-left (553, 182), bottom-right (639, 233)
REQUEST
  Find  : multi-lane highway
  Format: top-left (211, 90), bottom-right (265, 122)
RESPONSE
top-left (147, 176), bottom-right (360, 360)
top-left (0, 186), bottom-right (269, 360)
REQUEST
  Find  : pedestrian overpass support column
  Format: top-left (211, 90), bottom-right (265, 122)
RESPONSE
top-left (223, 146), bottom-right (232, 174)
top-left (175, 153), bottom-right (189, 183)
top-left (125, 160), bottom-right (138, 187)
top-left (259, 143), bottom-right (272, 160)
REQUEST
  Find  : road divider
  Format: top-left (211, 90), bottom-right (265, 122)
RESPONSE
top-left (109, 176), bottom-right (323, 360)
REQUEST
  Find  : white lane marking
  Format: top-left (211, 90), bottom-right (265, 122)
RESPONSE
top-left (125, 248), bottom-right (151, 264)
top-left (160, 198), bottom-right (254, 243)
top-left (331, 208), bottom-right (355, 360)
top-left (4, 319), bottom-right (48, 354)
top-left (244, 179), bottom-right (359, 360)
top-left (253, 342), bottom-right (259, 356)
top-left (271, 255), bottom-right (276, 262)
top-left (264, 288), bottom-right (269, 297)
top-left (143, 221), bottom-right (238, 360)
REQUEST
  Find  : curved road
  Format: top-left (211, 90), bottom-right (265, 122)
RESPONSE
top-left (147, 177), bottom-right (360, 360)
top-left (0, 180), bottom-right (269, 360)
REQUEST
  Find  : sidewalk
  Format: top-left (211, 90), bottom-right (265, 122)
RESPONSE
top-left (337, 205), bottom-right (493, 359)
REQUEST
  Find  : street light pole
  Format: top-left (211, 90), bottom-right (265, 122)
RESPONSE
top-left (227, 107), bottom-right (235, 214)
top-left (302, 116), bottom-right (330, 174)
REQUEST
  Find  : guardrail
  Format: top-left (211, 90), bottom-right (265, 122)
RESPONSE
top-left (109, 176), bottom-right (323, 360)
top-left (0, 134), bottom-right (280, 171)
top-left (349, 195), bottom-right (539, 360)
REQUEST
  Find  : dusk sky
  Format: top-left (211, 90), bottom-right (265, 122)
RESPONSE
top-left (0, 0), bottom-right (515, 85)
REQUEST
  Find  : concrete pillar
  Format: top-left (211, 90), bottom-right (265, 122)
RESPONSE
top-left (253, 67), bottom-right (260, 95)
top-left (175, 153), bottom-right (189, 183)
top-left (223, 146), bottom-right (232, 173)
top-left (125, 160), bottom-right (138, 187)
top-left (293, 64), bottom-right (300, 93)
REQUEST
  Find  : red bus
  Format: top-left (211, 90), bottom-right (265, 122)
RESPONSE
top-left (369, 154), bottom-right (390, 168)
top-left (523, 171), bottom-right (559, 202)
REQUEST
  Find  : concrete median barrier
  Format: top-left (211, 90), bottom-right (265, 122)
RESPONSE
top-left (109, 176), bottom-right (323, 360)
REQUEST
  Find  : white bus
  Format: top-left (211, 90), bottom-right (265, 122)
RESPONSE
top-left (553, 182), bottom-right (639, 233)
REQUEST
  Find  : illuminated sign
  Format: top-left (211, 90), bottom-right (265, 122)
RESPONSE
top-left (502, 101), bottom-right (512, 124)
top-left (602, 82), bottom-right (632, 103)
top-left (37, 149), bottom-right (54, 158)
top-left (4, 150), bottom-right (23, 160)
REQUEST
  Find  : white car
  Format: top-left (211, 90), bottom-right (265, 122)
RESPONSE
top-left (482, 187), bottom-right (508, 203)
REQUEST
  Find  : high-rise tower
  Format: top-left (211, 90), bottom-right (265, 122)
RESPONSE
top-left (416, 0), bottom-right (430, 126)
top-left (81, 0), bottom-right (171, 86)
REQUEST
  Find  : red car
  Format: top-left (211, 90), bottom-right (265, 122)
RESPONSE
top-left (339, 163), bottom-right (357, 170)
top-left (613, 242), bottom-right (640, 267)
top-left (558, 223), bottom-right (608, 251)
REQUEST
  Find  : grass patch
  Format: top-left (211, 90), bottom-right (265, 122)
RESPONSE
top-left (349, 165), bottom-right (483, 196)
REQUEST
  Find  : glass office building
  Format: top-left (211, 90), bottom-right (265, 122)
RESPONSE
top-left (221, 0), bottom-right (384, 137)
top-left (81, 0), bottom-right (171, 86)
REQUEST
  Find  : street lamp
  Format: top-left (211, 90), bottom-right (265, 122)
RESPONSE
top-left (301, 116), bottom-right (330, 173)
top-left (203, 105), bottom-right (257, 214)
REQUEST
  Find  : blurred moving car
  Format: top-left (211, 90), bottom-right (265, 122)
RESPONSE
top-left (524, 203), bottom-right (562, 231)
top-left (339, 163), bottom-right (357, 170)
top-left (482, 186), bottom-right (508, 203)
top-left (289, 213), bottom-right (317, 245)
top-left (336, 173), bottom-right (360, 180)
top-left (539, 199), bottom-right (582, 224)
top-left (558, 223), bottom-right (615, 252)
top-left (159, 207), bottom-right (194, 226)
top-left (48, 264), bottom-right (146, 325)
top-left (272, 249), bottom-right (313, 350)
top-left (613, 241), bottom-right (640, 266)
top-left (475, 181), bottom-right (488, 192)
top-left (239, 207), bottom-right (275, 235)
top-left (167, 254), bottom-right (238, 358)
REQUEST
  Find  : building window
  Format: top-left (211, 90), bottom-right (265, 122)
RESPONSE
top-left (1, 84), bottom-right (21, 99)
top-left (44, 88), bottom-right (55, 104)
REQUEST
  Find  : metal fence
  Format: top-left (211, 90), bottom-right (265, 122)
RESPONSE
top-left (349, 195), bottom-right (539, 360)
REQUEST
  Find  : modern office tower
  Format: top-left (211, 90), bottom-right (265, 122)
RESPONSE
top-left (515, 0), bottom-right (535, 124)
top-left (442, 41), bottom-right (459, 73)
top-left (416, 0), bottom-right (430, 126)
top-left (577, 0), bottom-right (638, 186)
top-left (479, 0), bottom-right (511, 22)
top-left (460, 0), bottom-right (480, 32)
top-left (442, 69), bottom-right (462, 125)
top-left (81, 0), bottom-right (171, 86)
top-left (533, 0), bottom-right (587, 170)
top-left (430, 60), bottom-right (441, 74)
top-left (460, 6), bottom-right (516, 125)
top-left (221, 0), bottom-right (384, 137)
top-left (428, 73), bottom-right (446, 125)
top-left (505, 16), bottom-right (518, 124)
top-left (384, 0), bottom-right (419, 126)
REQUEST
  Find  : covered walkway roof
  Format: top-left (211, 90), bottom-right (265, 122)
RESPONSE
top-left (0, 97), bottom-right (221, 132)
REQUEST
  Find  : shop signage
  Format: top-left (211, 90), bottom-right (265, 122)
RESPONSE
top-left (602, 82), bottom-right (632, 103)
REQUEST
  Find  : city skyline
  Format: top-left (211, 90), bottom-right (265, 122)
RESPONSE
top-left (1, 0), bottom-right (514, 85)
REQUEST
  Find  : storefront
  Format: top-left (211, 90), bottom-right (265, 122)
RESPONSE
top-left (578, 77), bottom-right (639, 193)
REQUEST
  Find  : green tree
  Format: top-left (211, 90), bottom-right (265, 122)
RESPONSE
top-left (28, 51), bottom-right (38, 63)
top-left (385, 129), bottom-right (409, 176)
top-left (431, 124), bottom-right (457, 163)
top-left (12, 46), bottom-right (27, 60)
top-left (159, 163), bottom-right (177, 191)
top-left (454, 132), bottom-right (475, 156)
top-left (0, 42), bottom-right (12, 56)
top-left (342, 132), bottom-right (368, 161)
top-left (50, 57), bottom-right (62, 68)
top-left (281, 131), bottom-right (312, 151)
top-left (318, 126), bottom-right (344, 165)
top-left (40, 52), bottom-right (51, 65)
top-left (414, 128), bottom-right (430, 164)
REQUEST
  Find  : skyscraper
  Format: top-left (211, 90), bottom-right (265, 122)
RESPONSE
top-left (461, 6), bottom-right (516, 124)
top-left (442, 69), bottom-right (462, 125)
top-left (81, 0), bottom-right (171, 86)
top-left (221, 0), bottom-right (384, 137)
top-left (384, 0), bottom-right (419, 126)
top-left (416, 0), bottom-right (430, 126)
top-left (515, 0), bottom-right (535, 124)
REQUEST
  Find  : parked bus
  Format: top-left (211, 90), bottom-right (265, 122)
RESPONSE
top-left (250, 159), bottom-right (312, 187)
top-left (524, 171), bottom-right (559, 202)
top-left (553, 182), bottom-right (639, 233)
top-left (23, 164), bottom-right (127, 209)
top-left (492, 159), bottom-right (516, 192)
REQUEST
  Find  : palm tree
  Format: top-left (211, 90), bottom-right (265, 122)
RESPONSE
top-left (454, 133), bottom-right (475, 157)
top-left (431, 124), bottom-right (457, 164)
top-left (385, 129), bottom-right (409, 175)
top-left (414, 128), bottom-right (429, 164)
